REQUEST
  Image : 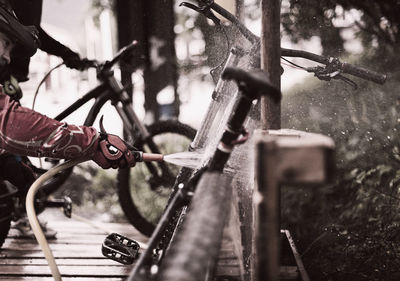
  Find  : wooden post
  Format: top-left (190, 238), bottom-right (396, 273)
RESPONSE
top-left (256, 1), bottom-right (281, 281)
top-left (255, 130), bottom-right (335, 281)
top-left (115, 0), bottom-right (146, 98)
top-left (255, 138), bottom-right (281, 281)
top-left (260, 0), bottom-right (281, 130)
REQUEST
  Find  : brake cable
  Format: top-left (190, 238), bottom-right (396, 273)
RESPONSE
top-left (282, 56), bottom-right (358, 89)
top-left (305, 57), bottom-right (358, 89)
top-left (32, 62), bottom-right (65, 110)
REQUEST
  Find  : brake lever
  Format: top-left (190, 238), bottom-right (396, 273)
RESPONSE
top-left (306, 66), bottom-right (358, 90)
top-left (180, 2), bottom-right (221, 25)
top-left (336, 74), bottom-right (358, 90)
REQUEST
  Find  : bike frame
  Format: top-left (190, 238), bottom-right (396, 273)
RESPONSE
top-left (127, 2), bottom-right (386, 280)
top-left (39, 63), bottom-right (174, 195)
top-left (127, 41), bottom-right (261, 280)
top-left (54, 76), bottom-right (150, 140)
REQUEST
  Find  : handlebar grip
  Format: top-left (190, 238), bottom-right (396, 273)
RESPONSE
top-left (341, 62), bottom-right (387, 84)
top-left (81, 59), bottom-right (98, 70)
top-left (108, 40), bottom-right (139, 66)
top-left (282, 49), bottom-right (387, 84)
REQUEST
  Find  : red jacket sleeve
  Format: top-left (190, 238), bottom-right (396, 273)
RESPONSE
top-left (0, 91), bottom-right (99, 160)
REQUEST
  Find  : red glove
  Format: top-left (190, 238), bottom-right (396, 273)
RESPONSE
top-left (92, 133), bottom-right (137, 169)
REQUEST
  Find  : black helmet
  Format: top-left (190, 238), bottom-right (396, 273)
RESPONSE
top-left (0, 1), bottom-right (39, 58)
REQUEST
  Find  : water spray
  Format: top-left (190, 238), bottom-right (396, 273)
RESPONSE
top-left (133, 151), bottom-right (205, 169)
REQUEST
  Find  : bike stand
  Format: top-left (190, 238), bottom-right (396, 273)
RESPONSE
top-left (102, 233), bottom-right (140, 265)
top-left (254, 129), bottom-right (335, 281)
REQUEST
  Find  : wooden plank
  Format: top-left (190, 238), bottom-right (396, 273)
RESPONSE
top-left (4, 277), bottom-right (124, 281)
top-left (1, 208), bottom-right (241, 280)
top-left (1, 243), bottom-right (105, 251)
top-left (0, 249), bottom-right (129, 259)
top-left (255, 129), bottom-right (335, 184)
top-left (0, 265), bottom-right (133, 276)
top-left (4, 236), bottom-right (108, 246)
top-left (283, 230), bottom-right (310, 281)
top-left (7, 232), bottom-right (147, 245)
top-left (279, 266), bottom-right (299, 280)
top-left (0, 258), bottom-right (123, 266)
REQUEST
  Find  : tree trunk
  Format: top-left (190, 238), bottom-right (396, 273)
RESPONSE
top-left (115, 0), bottom-right (179, 122)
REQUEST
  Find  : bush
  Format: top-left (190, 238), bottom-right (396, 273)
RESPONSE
top-left (281, 54), bottom-right (400, 281)
top-left (53, 163), bottom-right (126, 222)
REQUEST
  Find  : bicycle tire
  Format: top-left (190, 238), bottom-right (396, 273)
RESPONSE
top-left (0, 183), bottom-right (13, 248)
top-left (117, 120), bottom-right (196, 237)
top-left (0, 217), bottom-right (11, 249)
top-left (158, 172), bottom-right (232, 281)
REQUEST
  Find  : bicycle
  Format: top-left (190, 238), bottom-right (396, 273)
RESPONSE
top-left (0, 40), bottom-right (196, 247)
top-left (116, 1), bottom-right (387, 281)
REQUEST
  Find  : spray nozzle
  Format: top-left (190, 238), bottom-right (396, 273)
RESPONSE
top-left (131, 151), bottom-right (164, 162)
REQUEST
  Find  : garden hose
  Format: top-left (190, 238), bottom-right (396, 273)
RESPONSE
top-left (26, 158), bottom-right (89, 281)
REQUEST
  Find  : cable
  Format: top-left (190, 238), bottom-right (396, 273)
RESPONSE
top-left (26, 157), bottom-right (89, 281)
top-left (280, 57), bottom-right (307, 70)
top-left (32, 62), bottom-right (65, 110)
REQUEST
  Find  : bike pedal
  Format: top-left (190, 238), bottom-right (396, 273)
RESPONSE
top-left (102, 233), bottom-right (140, 265)
top-left (62, 196), bottom-right (72, 218)
top-left (44, 196), bottom-right (72, 218)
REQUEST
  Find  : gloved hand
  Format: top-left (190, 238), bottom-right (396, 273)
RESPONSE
top-left (92, 133), bottom-right (137, 169)
top-left (61, 49), bottom-right (87, 71)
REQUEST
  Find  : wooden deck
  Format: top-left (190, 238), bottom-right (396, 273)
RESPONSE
top-left (0, 209), bottom-right (240, 280)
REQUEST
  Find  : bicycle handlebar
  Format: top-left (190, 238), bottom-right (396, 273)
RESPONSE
top-left (107, 40), bottom-right (140, 68)
top-left (281, 48), bottom-right (387, 84)
top-left (190, 0), bottom-right (387, 85)
top-left (81, 40), bottom-right (140, 74)
top-left (341, 62), bottom-right (387, 84)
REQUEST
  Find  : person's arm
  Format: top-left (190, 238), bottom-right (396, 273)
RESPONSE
top-left (0, 92), bottom-right (98, 159)
top-left (0, 93), bottom-right (136, 169)
top-left (37, 26), bottom-right (83, 69)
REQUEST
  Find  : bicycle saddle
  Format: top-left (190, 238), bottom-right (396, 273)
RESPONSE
top-left (222, 67), bottom-right (281, 102)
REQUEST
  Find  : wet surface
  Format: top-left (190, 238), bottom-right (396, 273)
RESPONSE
top-left (0, 208), bottom-right (240, 280)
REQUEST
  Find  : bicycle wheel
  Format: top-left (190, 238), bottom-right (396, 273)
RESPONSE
top-left (117, 120), bottom-right (196, 237)
top-left (158, 172), bottom-right (232, 281)
top-left (0, 183), bottom-right (14, 248)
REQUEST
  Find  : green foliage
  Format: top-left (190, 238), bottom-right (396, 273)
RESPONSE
top-left (281, 53), bottom-right (400, 280)
top-left (54, 164), bottom-right (126, 222)
top-left (281, 0), bottom-right (400, 56)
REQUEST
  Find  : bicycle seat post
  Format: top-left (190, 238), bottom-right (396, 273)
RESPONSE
top-left (208, 67), bottom-right (281, 172)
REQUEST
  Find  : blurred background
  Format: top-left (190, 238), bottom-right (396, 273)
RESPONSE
top-left (18, 1), bottom-right (400, 280)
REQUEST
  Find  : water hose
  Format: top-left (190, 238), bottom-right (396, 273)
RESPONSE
top-left (25, 153), bottom-right (163, 280)
top-left (26, 158), bottom-right (88, 281)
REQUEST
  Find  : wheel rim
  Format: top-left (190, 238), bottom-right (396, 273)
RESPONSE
top-left (120, 124), bottom-right (195, 236)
